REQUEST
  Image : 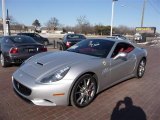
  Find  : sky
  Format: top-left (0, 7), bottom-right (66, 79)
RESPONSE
top-left (0, 0), bottom-right (160, 32)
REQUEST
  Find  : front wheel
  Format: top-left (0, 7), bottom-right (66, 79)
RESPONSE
top-left (71, 74), bottom-right (97, 108)
top-left (136, 59), bottom-right (146, 78)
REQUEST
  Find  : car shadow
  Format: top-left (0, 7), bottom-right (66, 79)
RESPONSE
top-left (110, 97), bottom-right (147, 120)
top-left (97, 77), bottom-right (135, 97)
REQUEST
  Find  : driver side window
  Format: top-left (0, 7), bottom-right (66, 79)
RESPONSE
top-left (35, 34), bottom-right (41, 38)
top-left (111, 42), bottom-right (134, 58)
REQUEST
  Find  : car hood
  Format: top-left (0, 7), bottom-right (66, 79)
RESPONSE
top-left (18, 51), bottom-right (98, 79)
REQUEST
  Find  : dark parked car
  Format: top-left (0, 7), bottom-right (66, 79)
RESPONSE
top-left (17, 33), bottom-right (49, 45)
top-left (0, 36), bottom-right (2, 43)
top-left (57, 34), bottom-right (86, 50)
top-left (112, 34), bottom-right (128, 40)
top-left (0, 35), bottom-right (47, 67)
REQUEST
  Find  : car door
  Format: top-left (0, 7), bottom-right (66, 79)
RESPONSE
top-left (32, 34), bottom-right (39, 42)
top-left (109, 42), bottom-right (136, 84)
top-left (30, 34), bottom-right (41, 44)
top-left (36, 34), bottom-right (45, 44)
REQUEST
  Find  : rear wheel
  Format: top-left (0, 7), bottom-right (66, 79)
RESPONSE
top-left (0, 54), bottom-right (10, 67)
top-left (44, 41), bottom-right (48, 46)
top-left (136, 59), bottom-right (146, 78)
top-left (57, 44), bottom-right (64, 51)
top-left (71, 74), bottom-right (97, 108)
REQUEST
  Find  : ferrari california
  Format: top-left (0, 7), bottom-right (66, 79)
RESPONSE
top-left (12, 39), bottom-right (147, 108)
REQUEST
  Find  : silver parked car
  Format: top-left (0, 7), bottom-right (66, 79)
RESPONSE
top-left (12, 39), bottom-right (147, 108)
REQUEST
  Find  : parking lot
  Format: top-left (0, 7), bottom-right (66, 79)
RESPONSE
top-left (0, 45), bottom-right (160, 120)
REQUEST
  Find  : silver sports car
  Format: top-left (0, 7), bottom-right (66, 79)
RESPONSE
top-left (12, 39), bottom-right (147, 108)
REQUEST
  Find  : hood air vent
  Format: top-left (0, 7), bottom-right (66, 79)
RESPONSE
top-left (36, 62), bottom-right (43, 66)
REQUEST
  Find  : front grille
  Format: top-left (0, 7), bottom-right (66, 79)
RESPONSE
top-left (13, 79), bottom-right (31, 96)
top-left (13, 89), bottom-right (32, 104)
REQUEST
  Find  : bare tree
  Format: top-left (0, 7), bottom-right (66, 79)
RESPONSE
top-left (62, 26), bottom-right (74, 33)
top-left (94, 25), bottom-right (110, 35)
top-left (76, 16), bottom-right (91, 34)
top-left (8, 15), bottom-right (19, 25)
top-left (77, 16), bottom-right (89, 26)
top-left (46, 17), bottom-right (59, 30)
top-left (114, 25), bottom-right (135, 35)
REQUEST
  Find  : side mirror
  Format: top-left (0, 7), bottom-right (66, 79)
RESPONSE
top-left (59, 38), bottom-right (63, 40)
top-left (113, 52), bottom-right (127, 60)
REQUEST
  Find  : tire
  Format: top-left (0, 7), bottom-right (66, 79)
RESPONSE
top-left (71, 74), bottom-right (97, 108)
top-left (57, 44), bottom-right (64, 51)
top-left (0, 54), bottom-right (10, 67)
top-left (44, 41), bottom-right (48, 46)
top-left (136, 59), bottom-right (146, 78)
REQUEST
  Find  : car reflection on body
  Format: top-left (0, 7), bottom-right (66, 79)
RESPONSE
top-left (12, 38), bottom-right (147, 108)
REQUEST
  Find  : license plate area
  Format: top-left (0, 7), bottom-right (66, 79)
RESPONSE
top-left (28, 48), bottom-right (35, 53)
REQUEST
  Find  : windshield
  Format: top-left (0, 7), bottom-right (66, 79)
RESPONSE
top-left (67, 39), bottom-right (115, 58)
top-left (67, 34), bottom-right (82, 39)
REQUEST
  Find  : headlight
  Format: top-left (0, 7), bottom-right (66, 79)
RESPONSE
top-left (40, 66), bottom-right (70, 83)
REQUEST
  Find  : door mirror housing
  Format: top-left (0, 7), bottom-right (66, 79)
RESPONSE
top-left (113, 52), bottom-right (127, 60)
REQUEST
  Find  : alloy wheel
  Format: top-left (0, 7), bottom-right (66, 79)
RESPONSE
top-left (137, 59), bottom-right (146, 78)
top-left (71, 74), bottom-right (97, 107)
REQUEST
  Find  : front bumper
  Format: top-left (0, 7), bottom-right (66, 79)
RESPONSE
top-left (12, 70), bottom-right (73, 106)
